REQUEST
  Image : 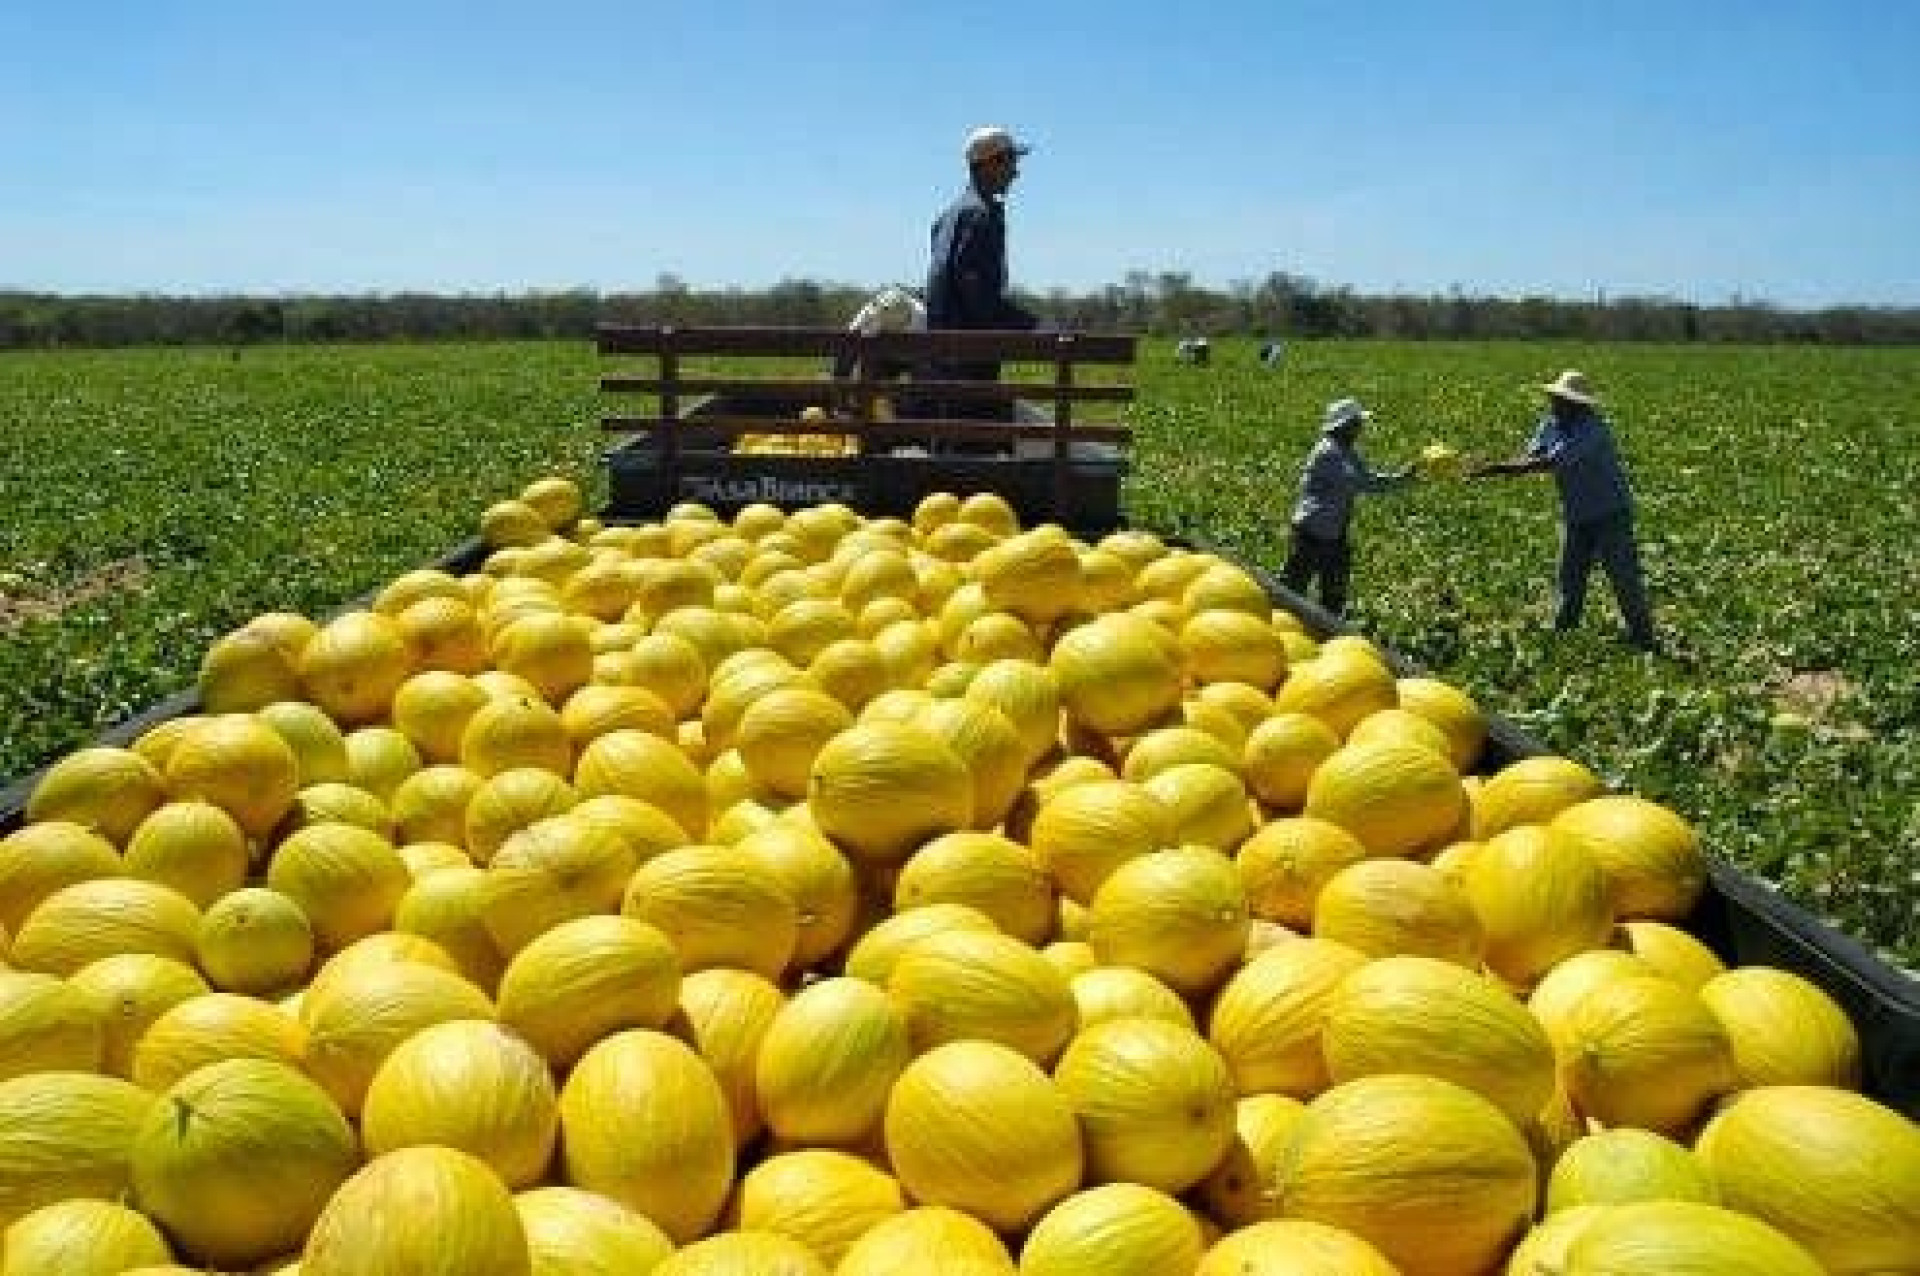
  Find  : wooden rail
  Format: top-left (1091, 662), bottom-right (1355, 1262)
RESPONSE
top-left (595, 324), bottom-right (1136, 519)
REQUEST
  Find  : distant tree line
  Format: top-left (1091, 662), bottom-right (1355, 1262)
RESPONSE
top-left (3, 271), bottom-right (1917, 349)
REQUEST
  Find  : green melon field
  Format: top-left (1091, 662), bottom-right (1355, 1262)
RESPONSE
top-left (1, 339), bottom-right (1915, 965)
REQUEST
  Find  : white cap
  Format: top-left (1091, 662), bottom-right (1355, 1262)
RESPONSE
top-left (964, 125), bottom-right (1031, 165)
top-left (1321, 397), bottom-right (1373, 433)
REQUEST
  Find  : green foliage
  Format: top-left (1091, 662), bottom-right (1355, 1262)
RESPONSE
top-left (1, 337), bottom-right (1913, 966)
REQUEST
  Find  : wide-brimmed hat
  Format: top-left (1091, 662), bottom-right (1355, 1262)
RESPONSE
top-left (1541, 369), bottom-right (1599, 406)
top-left (1321, 397), bottom-right (1372, 434)
top-left (964, 125), bottom-right (1031, 165)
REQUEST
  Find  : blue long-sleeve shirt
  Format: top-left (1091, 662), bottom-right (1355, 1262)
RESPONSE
top-left (1523, 411), bottom-right (1635, 523)
top-left (1290, 437), bottom-right (1411, 538)
top-left (925, 184), bottom-right (1036, 331)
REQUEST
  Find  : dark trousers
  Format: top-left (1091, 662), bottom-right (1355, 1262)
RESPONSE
top-left (1556, 508), bottom-right (1657, 647)
top-left (1282, 525), bottom-right (1352, 616)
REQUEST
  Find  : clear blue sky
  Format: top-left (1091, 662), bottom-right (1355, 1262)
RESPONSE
top-left (4, 1), bottom-right (1915, 305)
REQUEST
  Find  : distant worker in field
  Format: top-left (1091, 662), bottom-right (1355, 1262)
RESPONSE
top-left (1467, 369), bottom-right (1659, 652)
top-left (926, 125), bottom-right (1039, 420)
top-left (1281, 397), bottom-right (1418, 617)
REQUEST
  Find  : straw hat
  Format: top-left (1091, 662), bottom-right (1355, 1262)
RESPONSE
top-left (1541, 369), bottom-right (1599, 406)
top-left (1321, 397), bottom-right (1372, 434)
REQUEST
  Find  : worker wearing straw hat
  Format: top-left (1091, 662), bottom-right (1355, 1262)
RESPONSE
top-left (1469, 370), bottom-right (1659, 651)
top-left (1280, 396), bottom-right (1418, 618)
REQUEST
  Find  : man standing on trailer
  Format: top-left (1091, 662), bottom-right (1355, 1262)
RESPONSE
top-left (926, 125), bottom-right (1039, 422)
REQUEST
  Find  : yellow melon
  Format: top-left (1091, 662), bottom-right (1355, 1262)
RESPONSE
top-left (1197, 1219), bottom-right (1400, 1275)
top-left (11, 879), bottom-right (201, 977)
top-left (1698, 965), bottom-right (1862, 1088)
top-left (163, 715), bottom-right (302, 843)
top-left (459, 694), bottom-right (572, 778)
top-left (393, 594), bottom-right (490, 674)
top-left (1311, 858), bottom-right (1484, 967)
top-left (887, 927), bottom-right (1077, 1064)
top-left (1269, 653), bottom-right (1397, 738)
top-left (884, 1039), bottom-right (1082, 1232)
top-left (1, 1198), bottom-right (173, 1275)
top-left (1271, 1074), bottom-right (1537, 1276)
top-left (1694, 1085), bottom-right (1920, 1273)
top-left (130, 1058), bottom-right (357, 1269)
top-left (835, 1205), bottom-right (1012, 1275)
top-left (755, 976), bottom-right (911, 1147)
top-left (1526, 949), bottom-right (1663, 1050)
top-left (1069, 966), bottom-right (1194, 1031)
top-left (806, 721), bottom-right (973, 864)
top-left (558, 1029), bottom-right (735, 1245)
top-left (1345, 706), bottom-right (1455, 762)
top-left (24, 746), bottom-right (168, 847)
top-left (1239, 712), bottom-right (1339, 811)
top-left (1022, 1182), bottom-right (1204, 1276)
top-left (65, 954), bottom-right (207, 1080)
top-left (0, 1071), bottom-right (155, 1227)
top-left (124, 800), bottom-right (249, 908)
top-left (621, 844), bottom-right (796, 978)
top-left (1559, 1200), bottom-right (1825, 1275)
top-left (481, 814), bottom-right (636, 957)
top-left (1198, 1093), bottom-right (1311, 1228)
top-left (1557, 974), bottom-right (1735, 1135)
top-left (130, 992), bottom-right (306, 1093)
top-left (0, 970), bottom-right (102, 1079)
top-left (389, 670), bottom-right (489, 763)
top-left (1470, 754), bottom-right (1605, 839)
top-left (278, 780), bottom-right (394, 840)
top-left (372, 768), bottom-right (465, 850)
top-left (251, 701), bottom-right (349, 789)
top-left (672, 968), bottom-right (786, 1148)
top-left (490, 611), bottom-right (594, 705)
top-left (342, 724), bottom-right (424, 802)
top-left (653, 1230), bottom-right (828, 1275)
top-left (465, 767), bottom-right (581, 865)
top-left (1507, 1205), bottom-right (1606, 1276)
top-left (1613, 919), bottom-right (1726, 989)
top-left (893, 830), bottom-right (1054, 944)
top-left (970, 526), bottom-right (1082, 628)
top-left (1234, 816), bottom-right (1369, 928)
top-left (391, 865), bottom-right (501, 990)
top-left (840, 902), bottom-right (998, 985)
top-left (1545, 1128), bottom-right (1718, 1212)
top-left (1207, 937), bottom-right (1369, 1097)
top-left (1302, 740), bottom-right (1465, 858)
top-left (514, 1185), bottom-right (675, 1275)
top-left (914, 697), bottom-right (1029, 830)
top-left (0, 821), bottom-right (121, 935)
top-left (1394, 677), bottom-right (1487, 772)
top-left (1055, 1017), bottom-right (1238, 1193)
top-left (303, 1145), bottom-right (529, 1275)
top-left (1549, 795), bottom-right (1707, 920)
top-left (737, 686), bottom-right (855, 799)
top-left (264, 822), bottom-right (409, 953)
top-left (300, 961), bottom-right (495, 1116)
top-left (361, 1018), bottom-right (557, 1189)
top-left (961, 658), bottom-right (1061, 768)
top-left (480, 497), bottom-right (549, 549)
top-left (1321, 954), bottom-right (1556, 1125)
top-left (1049, 613), bottom-right (1185, 737)
top-left (198, 626), bottom-right (304, 713)
top-left (1121, 725), bottom-right (1239, 784)
top-left (298, 610), bottom-right (413, 726)
top-left (1028, 779), bottom-right (1172, 905)
top-left (574, 728), bottom-right (708, 839)
top-left (196, 887), bottom-right (314, 996)
top-left (624, 632), bottom-right (709, 718)
top-left (734, 823), bottom-right (859, 969)
top-left (495, 914), bottom-right (680, 1070)
top-left (1087, 845), bottom-right (1249, 997)
top-left (1141, 762), bottom-right (1256, 852)
top-left (1464, 823), bottom-right (1615, 989)
top-left (733, 1148), bottom-right (905, 1266)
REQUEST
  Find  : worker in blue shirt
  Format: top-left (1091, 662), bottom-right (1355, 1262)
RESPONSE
top-left (1281, 397), bottom-right (1418, 617)
top-left (1469, 369), bottom-right (1659, 651)
top-left (926, 125), bottom-right (1038, 423)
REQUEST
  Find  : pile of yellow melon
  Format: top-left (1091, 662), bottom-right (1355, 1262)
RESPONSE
top-left (1, 477), bottom-right (1915, 1275)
